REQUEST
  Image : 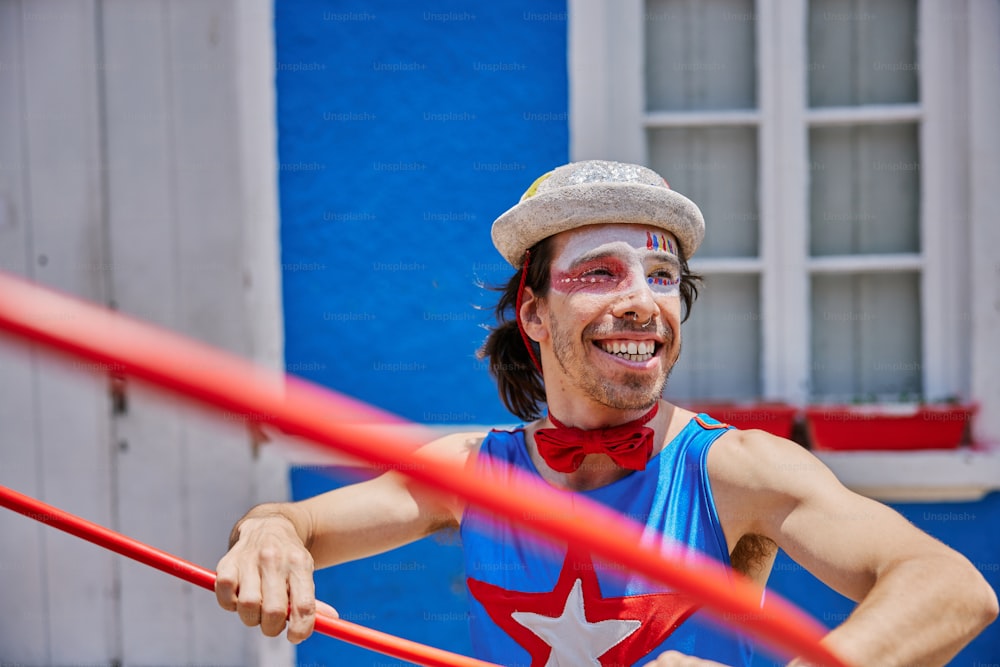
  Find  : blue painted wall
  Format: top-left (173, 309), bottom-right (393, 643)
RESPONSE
top-left (276, 0), bottom-right (568, 428)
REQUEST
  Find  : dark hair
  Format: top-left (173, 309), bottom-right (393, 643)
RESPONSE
top-left (478, 237), bottom-right (703, 421)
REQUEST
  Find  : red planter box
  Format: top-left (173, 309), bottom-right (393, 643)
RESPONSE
top-left (686, 402), bottom-right (798, 439)
top-left (805, 404), bottom-right (976, 451)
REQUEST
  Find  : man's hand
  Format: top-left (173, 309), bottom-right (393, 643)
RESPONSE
top-left (215, 510), bottom-right (334, 643)
top-left (651, 651), bottom-right (731, 666)
top-left (212, 434), bottom-right (479, 644)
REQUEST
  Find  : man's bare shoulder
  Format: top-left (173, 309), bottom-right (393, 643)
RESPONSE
top-left (706, 427), bottom-right (841, 500)
top-left (417, 430), bottom-right (488, 467)
top-left (706, 427), bottom-right (856, 561)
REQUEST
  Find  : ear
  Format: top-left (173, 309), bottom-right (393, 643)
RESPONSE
top-left (518, 287), bottom-right (549, 343)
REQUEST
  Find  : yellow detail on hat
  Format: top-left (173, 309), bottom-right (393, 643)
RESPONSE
top-left (520, 171), bottom-right (552, 201)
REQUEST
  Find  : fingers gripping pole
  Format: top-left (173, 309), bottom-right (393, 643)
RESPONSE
top-left (0, 484), bottom-right (497, 667)
top-left (0, 271), bottom-right (849, 667)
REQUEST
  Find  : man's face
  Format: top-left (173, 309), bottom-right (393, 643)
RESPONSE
top-left (533, 224), bottom-right (684, 411)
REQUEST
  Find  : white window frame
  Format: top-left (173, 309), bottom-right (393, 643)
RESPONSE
top-left (569, 0), bottom-right (969, 405)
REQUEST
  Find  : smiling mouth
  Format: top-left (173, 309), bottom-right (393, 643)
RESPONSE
top-left (595, 340), bottom-right (658, 363)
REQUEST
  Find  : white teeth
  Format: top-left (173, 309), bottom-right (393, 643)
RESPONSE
top-left (599, 340), bottom-right (656, 362)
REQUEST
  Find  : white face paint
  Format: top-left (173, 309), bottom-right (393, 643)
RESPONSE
top-left (539, 225), bottom-right (683, 412)
top-left (550, 226), bottom-right (681, 298)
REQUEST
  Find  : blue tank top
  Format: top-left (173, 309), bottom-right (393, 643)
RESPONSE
top-left (460, 413), bottom-right (754, 666)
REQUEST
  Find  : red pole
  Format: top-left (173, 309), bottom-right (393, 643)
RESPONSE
top-left (0, 483), bottom-right (496, 667)
top-left (0, 271), bottom-right (849, 667)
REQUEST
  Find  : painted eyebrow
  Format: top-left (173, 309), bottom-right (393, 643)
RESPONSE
top-left (565, 246), bottom-right (682, 272)
top-left (563, 240), bottom-right (647, 269)
top-left (565, 249), bottom-right (622, 271)
top-left (647, 252), bottom-right (681, 271)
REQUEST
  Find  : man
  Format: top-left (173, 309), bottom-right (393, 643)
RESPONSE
top-left (215, 161), bottom-right (997, 665)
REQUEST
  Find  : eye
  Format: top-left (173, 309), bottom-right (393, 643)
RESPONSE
top-left (647, 267), bottom-right (680, 287)
top-left (649, 268), bottom-right (678, 281)
top-left (582, 266), bottom-right (615, 277)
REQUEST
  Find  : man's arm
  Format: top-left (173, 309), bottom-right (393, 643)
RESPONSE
top-left (214, 431), bottom-right (482, 643)
top-left (708, 430), bottom-right (998, 666)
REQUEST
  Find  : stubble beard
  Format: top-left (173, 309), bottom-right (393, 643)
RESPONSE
top-left (549, 315), bottom-right (679, 411)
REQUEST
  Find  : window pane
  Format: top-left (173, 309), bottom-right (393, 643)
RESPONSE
top-left (668, 274), bottom-right (761, 401)
top-left (645, 0), bottom-right (757, 111)
top-left (811, 272), bottom-right (922, 400)
top-left (649, 126), bottom-right (758, 258)
top-left (810, 124), bottom-right (920, 256)
top-left (808, 0), bottom-right (918, 106)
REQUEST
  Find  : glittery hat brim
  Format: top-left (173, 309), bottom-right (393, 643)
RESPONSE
top-left (491, 182), bottom-right (706, 268)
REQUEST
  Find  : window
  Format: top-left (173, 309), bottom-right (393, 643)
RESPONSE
top-left (569, 0), bottom-right (969, 405)
top-left (807, 0), bottom-right (922, 401)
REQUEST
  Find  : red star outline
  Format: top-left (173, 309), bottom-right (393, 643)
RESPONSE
top-left (467, 550), bottom-right (701, 667)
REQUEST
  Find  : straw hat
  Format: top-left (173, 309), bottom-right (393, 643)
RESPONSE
top-left (491, 160), bottom-right (705, 268)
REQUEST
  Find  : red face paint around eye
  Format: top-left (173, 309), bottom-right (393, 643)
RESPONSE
top-left (551, 259), bottom-right (632, 294)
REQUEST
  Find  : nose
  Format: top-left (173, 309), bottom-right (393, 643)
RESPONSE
top-left (611, 272), bottom-right (658, 324)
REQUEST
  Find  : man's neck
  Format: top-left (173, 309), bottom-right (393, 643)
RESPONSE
top-left (542, 396), bottom-right (656, 430)
top-left (526, 400), bottom-right (694, 492)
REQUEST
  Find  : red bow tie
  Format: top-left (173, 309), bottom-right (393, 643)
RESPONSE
top-left (533, 404), bottom-right (659, 473)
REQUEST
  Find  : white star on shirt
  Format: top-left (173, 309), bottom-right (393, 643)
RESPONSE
top-left (511, 578), bottom-right (642, 666)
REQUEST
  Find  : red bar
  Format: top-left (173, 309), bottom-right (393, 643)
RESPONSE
top-left (0, 270), bottom-right (849, 667)
top-left (0, 483), bottom-right (497, 667)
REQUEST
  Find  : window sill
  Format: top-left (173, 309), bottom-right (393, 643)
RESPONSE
top-left (815, 444), bottom-right (1000, 502)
